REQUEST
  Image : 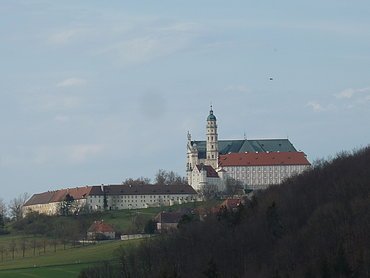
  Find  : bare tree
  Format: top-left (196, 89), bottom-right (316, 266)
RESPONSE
top-left (0, 198), bottom-right (7, 217)
top-left (224, 177), bottom-right (244, 196)
top-left (20, 238), bottom-right (27, 258)
top-left (0, 198), bottom-right (6, 234)
top-left (9, 193), bottom-right (30, 221)
top-left (9, 239), bottom-right (16, 260)
top-left (155, 169), bottom-right (167, 185)
top-left (122, 177), bottom-right (151, 186)
top-left (0, 245), bottom-right (5, 262)
top-left (155, 169), bottom-right (187, 185)
top-left (200, 183), bottom-right (218, 200)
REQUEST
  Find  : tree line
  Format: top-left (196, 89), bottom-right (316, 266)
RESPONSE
top-left (0, 193), bottom-right (30, 235)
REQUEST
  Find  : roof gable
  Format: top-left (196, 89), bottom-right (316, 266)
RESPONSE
top-left (195, 164), bottom-right (219, 178)
top-left (24, 186), bottom-right (94, 206)
top-left (23, 191), bottom-right (55, 206)
top-left (88, 221), bottom-right (115, 233)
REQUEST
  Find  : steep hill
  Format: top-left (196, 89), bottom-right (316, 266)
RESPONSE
top-left (82, 146), bottom-right (370, 277)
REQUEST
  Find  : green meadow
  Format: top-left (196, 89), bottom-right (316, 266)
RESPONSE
top-left (0, 239), bottom-right (134, 278)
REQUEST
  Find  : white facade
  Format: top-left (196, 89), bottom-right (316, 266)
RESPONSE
top-left (23, 198), bottom-right (88, 216)
top-left (87, 193), bottom-right (197, 211)
top-left (223, 164), bottom-right (310, 190)
top-left (189, 165), bottom-right (225, 192)
top-left (23, 185), bottom-right (197, 216)
top-left (22, 202), bottom-right (59, 216)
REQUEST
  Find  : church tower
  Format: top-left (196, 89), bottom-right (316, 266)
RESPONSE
top-left (205, 106), bottom-right (219, 169)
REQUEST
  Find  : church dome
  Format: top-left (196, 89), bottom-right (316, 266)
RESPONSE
top-left (207, 108), bottom-right (217, 121)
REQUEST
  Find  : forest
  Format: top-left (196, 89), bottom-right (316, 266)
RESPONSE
top-left (80, 146), bottom-right (370, 278)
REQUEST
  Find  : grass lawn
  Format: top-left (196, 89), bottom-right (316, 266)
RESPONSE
top-left (0, 263), bottom-right (88, 278)
top-left (0, 239), bottom-right (137, 278)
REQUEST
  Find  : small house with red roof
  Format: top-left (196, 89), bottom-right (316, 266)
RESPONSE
top-left (87, 220), bottom-right (116, 240)
top-left (155, 211), bottom-right (185, 232)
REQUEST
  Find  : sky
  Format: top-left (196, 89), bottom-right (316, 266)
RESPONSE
top-left (1, 0), bottom-right (370, 201)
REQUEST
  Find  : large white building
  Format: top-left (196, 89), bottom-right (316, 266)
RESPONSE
top-left (23, 184), bottom-right (197, 216)
top-left (187, 107), bottom-right (311, 192)
top-left (87, 184), bottom-right (197, 211)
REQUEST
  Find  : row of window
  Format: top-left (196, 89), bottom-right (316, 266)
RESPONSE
top-left (227, 165), bottom-right (307, 172)
top-left (232, 172), bottom-right (295, 179)
top-left (90, 194), bottom-right (189, 199)
top-left (90, 196), bottom-right (194, 204)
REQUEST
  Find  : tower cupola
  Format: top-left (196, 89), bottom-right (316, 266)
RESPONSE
top-left (207, 107), bottom-right (217, 121)
top-left (206, 105), bottom-right (219, 169)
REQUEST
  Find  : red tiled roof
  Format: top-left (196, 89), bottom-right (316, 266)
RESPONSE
top-left (195, 164), bottom-right (219, 178)
top-left (24, 186), bottom-right (93, 206)
top-left (87, 221), bottom-right (115, 233)
top-left (218, 152), bottom-right (310, 167)
top-left (50, 187), bottom-right (92, 202)
top-left (23, 191), bottom-right (55, 206)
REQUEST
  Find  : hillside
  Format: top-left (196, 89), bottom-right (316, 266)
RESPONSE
top-left (81, 147), bottom-right (370, 277)
top-left (0, 201), bottom-right (220, 277)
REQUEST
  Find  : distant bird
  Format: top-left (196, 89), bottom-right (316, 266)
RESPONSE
top-left (269, 77), bottom-right (273, 81)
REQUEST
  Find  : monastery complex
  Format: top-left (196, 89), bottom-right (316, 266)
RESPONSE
top-left (22, 107), bottom-right (310, 216)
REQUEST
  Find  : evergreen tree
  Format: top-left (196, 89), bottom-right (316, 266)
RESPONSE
top-left (60, 194), bottom-right (75, 216)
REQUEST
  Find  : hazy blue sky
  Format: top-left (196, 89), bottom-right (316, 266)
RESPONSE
top-left (1, 1), bottom-right (369, 201)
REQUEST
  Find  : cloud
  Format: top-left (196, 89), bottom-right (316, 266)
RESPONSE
top-left (306, 101), bottom-right (335, 112)
top-left (48, 29), bottom-right (83, 44)
top-left (54, 115), bottom-right (70, 123)
top-left (157, 22), bottom-right (201, 33)
top-left (308, 86), bottom-right (370, 113)
top-left (335, 87), bottom-right (370, 99)
top-left (56, 78), bottom-right (87, 87)
top-left (93, 21), bottom-right (203, 65)
top-left (42, 95), bottom-right (81, 110)
top-left (97, 35), bottom-right (190, 65)
top-left (68, 144), bottom-right (105, 163)
top-left (224, 85), bottom-right (250, 93)
top-left (336, 88), bottom-right (355, 99)
top-left (0, 144), bottom-right (105, 167)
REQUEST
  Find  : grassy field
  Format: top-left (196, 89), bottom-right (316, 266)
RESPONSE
top-left (0, 239), bottom-right (136, 278)
top-left (0, 263), bottom-right (89, 278)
